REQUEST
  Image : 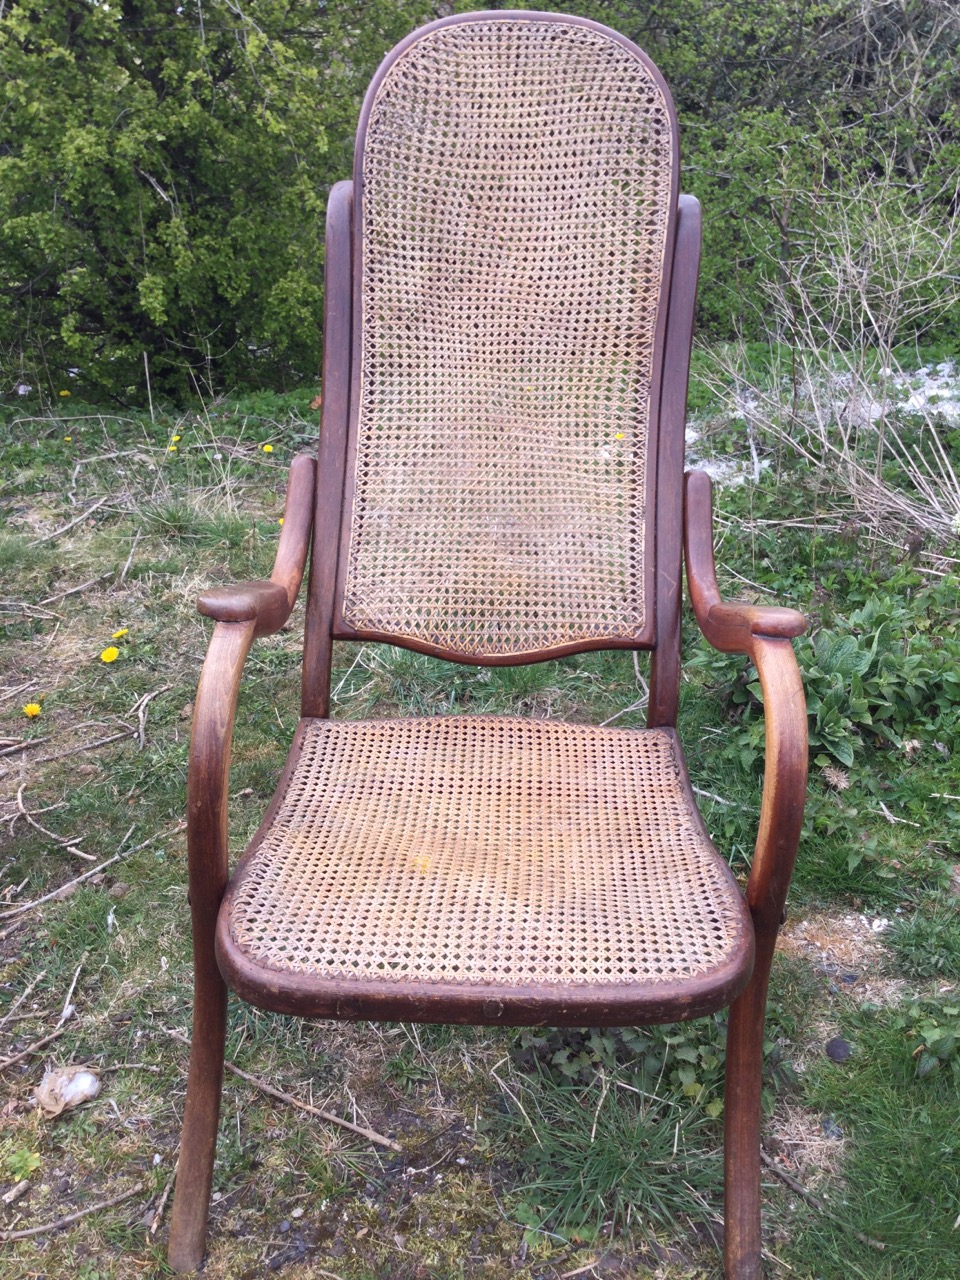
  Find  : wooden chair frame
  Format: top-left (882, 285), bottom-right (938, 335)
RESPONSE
top-left (166, 14), bottom-right (807, 1277)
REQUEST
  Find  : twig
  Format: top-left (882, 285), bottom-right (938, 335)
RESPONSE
top-left (0, 970), bottom-right (46, 1031)
top-left (130, 687), bottom-right (171, 750)
top-left (0, 1181), bottom-right (145, 1241)
top-left (15, 785), bottom-right (94, 861)
top-left (0, 681), bottom-right (37, 704)
top-left (28, 495), bottom-right (112, 547)
top-left (760, 1150), bottom-right (885, 1250)
top-left (0, 737), bottom-right (49, 758)
top-left (38, 573), bottom-right (114, 606)
top-left (148, 1166), bottom-right (176, 1236)
top-left (877, 800), bottom-right (920, 828)
top-left (1, 1180), bottom-right (30, 1207)
top-left (57, 960), bottom-right (84, 1028)
top-left (118, 527), bottom-right (142, 586)
top-left (693, 785), bottom-right (733, 807)
top-left (164, 1028), bottom-right (401, 1151)
top-left (598, 695), bottom-right (647, 727)
top-left (31, 729), bottom-right (136, 766)
top-left (0, 827), bottom-right (180, 927)
top-left (0, 1026), bottom-right (67, 1072)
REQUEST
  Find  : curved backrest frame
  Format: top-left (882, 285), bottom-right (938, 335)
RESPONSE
top-left (327, 11), bottom-right (681, 666)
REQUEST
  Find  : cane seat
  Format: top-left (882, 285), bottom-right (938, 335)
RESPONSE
top-left (216, 716), bottom-right (753, 1022)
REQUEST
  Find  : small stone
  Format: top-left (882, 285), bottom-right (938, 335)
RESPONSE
top-left (821, 1115), bottom-right (844, 1139)
top-left (291, 1206), bottom-right (304, 1219)
top-left (826, 1037), bottom-right (852, 1062)
top-left (279, 1220), bottom-right (290, 1233)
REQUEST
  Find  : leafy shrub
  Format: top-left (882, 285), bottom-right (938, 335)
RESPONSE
top-left (890, 999), bottom-right (960, 1081)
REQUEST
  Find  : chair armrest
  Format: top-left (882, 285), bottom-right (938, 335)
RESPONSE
top-left (683, 468), bottom-right (808, 949)
top-left (683, 470), bottom-right (806, 654)
top-left (197, 453), bottom-right (316, 637)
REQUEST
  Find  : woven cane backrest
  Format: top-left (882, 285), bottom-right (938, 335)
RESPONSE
top-left (337, 14), bottom-right (678, 660)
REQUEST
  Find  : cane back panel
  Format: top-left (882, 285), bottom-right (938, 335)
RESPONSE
top-left (336, 15), bottom-right (678, 660)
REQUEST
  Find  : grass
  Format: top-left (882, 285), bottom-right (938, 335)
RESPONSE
top-left (0, 377), bottom-right (958, 1277)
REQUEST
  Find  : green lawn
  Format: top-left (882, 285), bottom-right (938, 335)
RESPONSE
top-left (0, 384), bottom-right (958, 1278)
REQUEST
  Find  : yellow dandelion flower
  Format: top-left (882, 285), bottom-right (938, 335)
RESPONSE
top-left (64, 436), bottom-right (72, 443)
top-left (171, 434), bottom-right (181, 442)
top-left (261, 443), bottom-right (274, 453)
top-left (614, 432), bottom-right (625, 440)
top-left (59, 390), bottom-right (71, 397)
top-left (278, 517), bottom-right (284, 526)
top-left (100, 646), bottom-right (120, 664)
top-left (168, 445), bottom-right (177, 453)
top-left (111, 628), bottom-right (129, 640)
top-left (23, 703), bottom-right (42, 718)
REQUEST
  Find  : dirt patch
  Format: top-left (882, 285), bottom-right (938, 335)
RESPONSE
top-left (777, 910), bottom-right (905, 1007)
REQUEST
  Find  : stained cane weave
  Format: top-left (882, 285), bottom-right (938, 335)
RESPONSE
top-left (341, 20), bottom-right (675, 657)
top-left (222, 717), bottom-right (747, 988)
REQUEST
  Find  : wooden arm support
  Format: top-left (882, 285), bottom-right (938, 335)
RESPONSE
top-left (187, 453), bottom-right (316, 964)
top-left (197, 453), bottom-right (316, 637)
top-left (684, 470), bottom-right (806, 652)
top-left (683, 469), bottom-right (808, 945)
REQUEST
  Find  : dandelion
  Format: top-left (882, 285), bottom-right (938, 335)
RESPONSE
top-left (64, 436), bottom-right (72, 443)
top-left (111, 627), bottom-right (129, 639)
top-left (171, 434), bottom-right (181, 443)
top-left (278, 517), bottom-right (284, 526)
top-left (167, 445), bottom-right (177, 453)
top-left (59, 390), bottom-right (71, 397)
top-left (614, 432), bottom-right (625, 440)
top-left (100, 646), bottom-right (120, 664)
top-left (261, 443), bottom-right (274, 453)
top-left (23, 703), bottom-right (42, 718)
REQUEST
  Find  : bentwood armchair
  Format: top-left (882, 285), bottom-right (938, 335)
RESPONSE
top-left (167, 13), bottom-right (807, 1277)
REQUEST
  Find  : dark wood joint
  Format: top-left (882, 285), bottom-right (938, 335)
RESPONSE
top-left (197, 454), bottom-right (316, 638)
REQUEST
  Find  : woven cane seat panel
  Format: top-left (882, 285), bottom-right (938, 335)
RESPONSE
top-left (223, 717), bottom-right (746, 989)
top-left (343, 20), bottom-right (674, 656)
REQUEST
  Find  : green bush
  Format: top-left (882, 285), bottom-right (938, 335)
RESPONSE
top-left (0, 0), bottom-right (433, 402)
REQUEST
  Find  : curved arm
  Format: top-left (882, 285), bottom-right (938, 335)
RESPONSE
top-left (197, 453), bottom-right (316, 637)
top-left (684, 470), bottom-right (806, 652)
top-left (186, 620), bottom-right (257, 944)
top-left (683, 467), bottom-right (808, 941)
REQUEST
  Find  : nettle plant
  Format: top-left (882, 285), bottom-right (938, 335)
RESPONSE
top-left (703, 591), bottom-right (960, 770)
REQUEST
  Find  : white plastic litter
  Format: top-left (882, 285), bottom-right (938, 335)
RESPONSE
top-left (35, 1066), bottom-right (101, 1117)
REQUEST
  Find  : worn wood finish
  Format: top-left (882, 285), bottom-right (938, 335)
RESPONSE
top-left (648, 194), bottom-right (701, 727)
top-left (167, 619), bottom-right (256, 1272)
top-left (168, 459), bottom-right (316, 1272)
top-left (170, 17), bottom-right (810, 1275)
top-left (198, 453), bottom-right (316, 637)
top-left (330, 9), bottom-right (679, 661)
top-left (302, 179), bottom-right (354, 718)
top-left (684, 468), bottom-right (808, 1278)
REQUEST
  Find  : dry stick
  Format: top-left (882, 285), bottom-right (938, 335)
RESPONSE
top-left (0, 1026), bottom-right (67, 1072)
top-left (760, 1151), bottom-right (885, 1251)
top-left (0, 681), bottom-right (37, 704)
top-left (38, 572), bottom-right (114, 606)
top-left (148, 1167), bottom-right (176, 1237)
top-left (57, 960), bottom-right (84, 1028)
top-left (117, 527), bottom-right (142, 586)
top-left (0, 1182), bottom-right (145, 1242)
top-left (130, 686), bottom-right (171, 750)
top-left (15, 784), bottom-right (94, 861)
top-left (0, 737), bottom-right (50, 758)
top-left (0, 828), bottom-right (180, 926)
top-left (164, 1028), bottom-right (401, 1152)
top-left (0, 969), bottom-right (46, 1031)
top-left (32, 729), bottom-right (136, 767)
top-left (28, 495), bottom-right (112, 547)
